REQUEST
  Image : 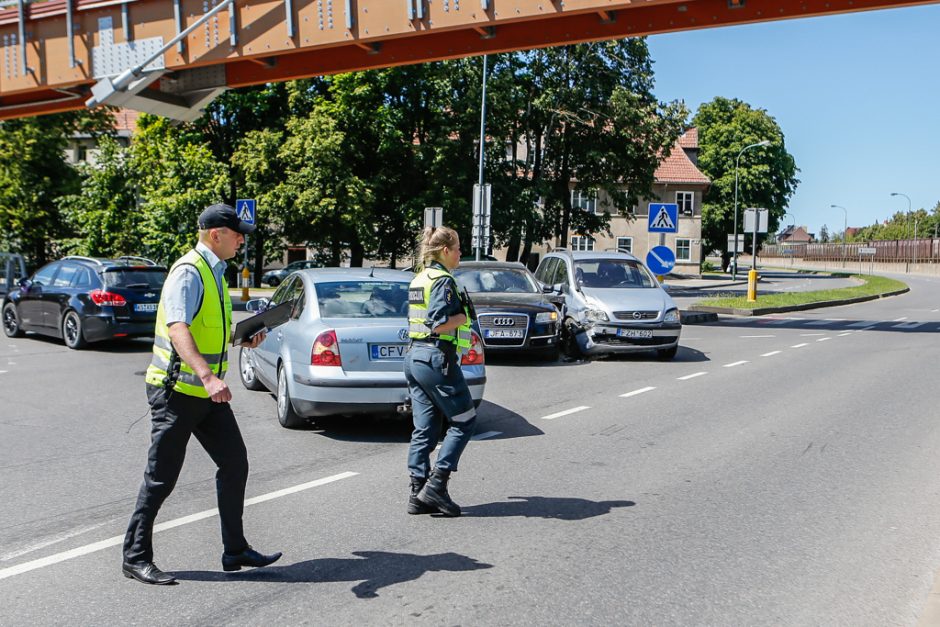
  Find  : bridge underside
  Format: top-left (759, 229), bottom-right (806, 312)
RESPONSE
top-left (0, 0), bottom-right (933, 120)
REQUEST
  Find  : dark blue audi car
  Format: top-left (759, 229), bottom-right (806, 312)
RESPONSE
top-left (2, 255), bottom-right (167, 349)
top-left (453, 261), bottom-right (563, 360)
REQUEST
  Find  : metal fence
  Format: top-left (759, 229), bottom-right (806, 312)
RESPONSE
top-left (761, 239), bottom-right (940, 263)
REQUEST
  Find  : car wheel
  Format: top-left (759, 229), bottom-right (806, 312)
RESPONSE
top-left (656, 345), bottom-right (678, 361)
top-left (239, 347), bottom-right (266, 391)
top-left (276, 364), bottom-right (306, 429)
top-left (560, 319), bottom-right (582, 359)
top-left (2, 303), bottom-right (23, 338)
top-left (62, 310), bottom-right (88, 349)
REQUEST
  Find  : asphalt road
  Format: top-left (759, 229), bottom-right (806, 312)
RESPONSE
top-left (1, 274), bottom-right (939, 626)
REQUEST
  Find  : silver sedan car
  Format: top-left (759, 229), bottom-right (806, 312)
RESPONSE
top-left (238, 268), bottom-right (487, 428)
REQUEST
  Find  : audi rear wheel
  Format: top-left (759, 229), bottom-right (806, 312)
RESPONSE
top-left (2, 303), bottom-right (23, 338)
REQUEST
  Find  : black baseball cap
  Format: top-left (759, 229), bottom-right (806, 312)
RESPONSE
top-left (198, 203), bottom-right (256, 235)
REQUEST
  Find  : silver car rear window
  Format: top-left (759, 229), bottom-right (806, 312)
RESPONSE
top-left (316, 280), bottom-right (409, 318)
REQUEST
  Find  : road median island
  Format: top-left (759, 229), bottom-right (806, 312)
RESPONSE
top-left (688, 274), bottom-right (909, 316)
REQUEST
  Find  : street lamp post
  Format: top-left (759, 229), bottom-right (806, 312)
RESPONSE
top-left (732, 140), bottom-right (770, 280)
top-left (891, 192), bottom-right (913, 265)
top-left (830, 204), bottom-right (848, 267)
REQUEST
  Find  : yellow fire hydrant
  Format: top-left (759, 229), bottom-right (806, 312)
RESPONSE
top-left (241, 266), bottom-right (250, 302)
top-left (747, 268), bottom-right (758, 302)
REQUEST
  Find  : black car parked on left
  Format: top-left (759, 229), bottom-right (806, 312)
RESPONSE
top-left (2, 255), bottom-right (167, 349)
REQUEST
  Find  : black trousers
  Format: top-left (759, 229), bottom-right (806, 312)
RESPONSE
top-left (123, 384), bottom-right (249, 564)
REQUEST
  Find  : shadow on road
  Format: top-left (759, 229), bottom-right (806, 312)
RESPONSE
top-left (463, 496), bottom-right (635, 520)
top-left (314, 400), bottom-right (544, 443)
top-left (173, 550), bottom-right (493, 598)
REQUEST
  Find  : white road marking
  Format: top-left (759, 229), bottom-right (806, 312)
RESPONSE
top-left (893, 321), bottom-right (925, 329)
top-left (816, 337), bottom-right (832, 342)
top-left (848, 321), bottom-right (877, 328)
top-left (540, 406), bottom-right (590, 420)
top-left (0, 370), bottom-right (7, 375)
top-left (0, 471), bottom-right (358, 582)
top-left (893, 317), bottom-right (908, 322)
top-left (932, 309), bottom-right (939, 313)
top-left (741, 335), bottom-right (775, 338)
top-left (471, 431), bottom-right (501, 441)
top-left (619, 387), bottom-right (656, 398)
top-left (791, 343), bottom-right (808, 348)
top-left (723, 361), bottom-right (749, 368)
top-left (677, 372), bottom-right (707, 380)
top-left (799, 333), bottom-right (826, 337)
top-left (0, 522), bottom-right (108, 562)
top-left (761, 351), bottom-right (781, 357)
top-left (838, 332), bottom-right (852, 337)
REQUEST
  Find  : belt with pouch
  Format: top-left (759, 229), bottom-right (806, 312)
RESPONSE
top-left (410, 337), bottom-right (457, 351)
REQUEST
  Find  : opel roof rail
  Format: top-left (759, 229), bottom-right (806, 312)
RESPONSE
top-left (63, 255), bottom-right (104, 266)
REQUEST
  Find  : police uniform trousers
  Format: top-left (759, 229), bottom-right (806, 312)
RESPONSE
top-left (123, 384), bottom-right (249, 564)
top-left (405, 342), bottom-right (477, 479)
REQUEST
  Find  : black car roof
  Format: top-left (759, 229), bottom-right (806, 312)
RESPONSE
top-left (60, 256), bottom-right (167, 271)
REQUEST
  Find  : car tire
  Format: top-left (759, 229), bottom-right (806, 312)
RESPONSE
top-left (656, 345), bottom-right (678, 361)
top-left (239, 347), bottom-right (266, 391)
top-left (62, 310), bottom-right (88, 349)
top-left (2, 303), bottom-right (23, 338)
top-left (560, 319), bottom-right (582, 359)
top-left (276, 363), bottom-right (306, 429)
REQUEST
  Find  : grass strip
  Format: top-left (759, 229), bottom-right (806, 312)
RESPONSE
top-left (696, 274), bottom-right (907, 310)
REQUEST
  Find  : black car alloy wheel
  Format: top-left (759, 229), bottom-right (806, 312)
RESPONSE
top-left (62, 310), bottom-right (88, 349)
top-left (2, 303), bottom-right (23, 338)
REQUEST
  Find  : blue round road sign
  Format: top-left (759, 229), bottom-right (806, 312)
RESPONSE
top-left (646, 246), bottom-right (676, 275)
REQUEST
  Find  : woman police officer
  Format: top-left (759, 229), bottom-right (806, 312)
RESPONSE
top-left (405, 226), bottom-right (477, 517)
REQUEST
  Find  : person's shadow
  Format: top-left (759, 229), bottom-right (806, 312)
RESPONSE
top-left (173, 551), bottom-right (493, 599)
top-left (463, 496), bottom-right (635, 520)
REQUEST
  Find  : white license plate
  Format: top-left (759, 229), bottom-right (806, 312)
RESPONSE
top-left (617, 328), bottom-right (653, 339)
top-left (134, 303), bottom-right (158, 313)
top-left (370, 344), bottom-right (407, 360)
top-left (484, 329), bottom-right (524, 339)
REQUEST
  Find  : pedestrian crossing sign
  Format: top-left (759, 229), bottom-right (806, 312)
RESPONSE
top-left (235, 199), bottom-right (256, 225)
top-left (648, 203), bottom-right (678, 233)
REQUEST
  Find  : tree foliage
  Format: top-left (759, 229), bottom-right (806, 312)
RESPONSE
top-left (692, 97), bottom-right (799, 258)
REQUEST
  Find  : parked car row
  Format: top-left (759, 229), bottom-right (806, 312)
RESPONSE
top-left (3, 248), bottom-right (682, 428)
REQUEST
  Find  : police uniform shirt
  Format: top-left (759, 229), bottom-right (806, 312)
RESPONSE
top-left (161, 242), bottom-right (227, 326)
top-left (426, 261), bottom-right (463, 332)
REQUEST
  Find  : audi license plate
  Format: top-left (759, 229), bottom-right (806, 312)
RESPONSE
top-left (484, 329), bottom-right (524, 339)
top-left (134, 303), bottom-right (158, 313)
top-left (370, 344), bottom-right (407, 360)
top-left (617, 328), bottom-right (653, 339)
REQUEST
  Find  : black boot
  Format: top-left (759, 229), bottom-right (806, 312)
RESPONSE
top-left (417, 468), bottom-right (461, 517)
top-left (408, 477), bottom-right (436, 515)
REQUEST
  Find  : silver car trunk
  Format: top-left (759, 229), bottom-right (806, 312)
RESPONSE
top-left (325, 317), bottom-right (410, 373)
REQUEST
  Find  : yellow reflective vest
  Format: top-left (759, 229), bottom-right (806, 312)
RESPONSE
top-left (145, 249), bottom-right (232, 398)
top-left (408, 266), bottom-right (472, 356)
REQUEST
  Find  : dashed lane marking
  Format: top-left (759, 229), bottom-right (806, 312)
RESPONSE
top-left (741, 335), bottom-right (775, 338)
top-left (838, 332), bottom-right (852, 336)
top-left (893, 321), bottom-right (925, 329)
top-left (677, 372), bottom-right (707, 381)
top-left (540, 406), bottom-right (590, 420)
top-left (893, 317), bottom-right (908, 322)
top-left (791, 343), bottom-right (808, 348)
top-left (619, 387), bottom-right (656, 399)
top-left (847, 321), bottom-right (877, 328)
top-left (816, 337), bottom-right (832, 342)
top-left (723, 361), bottom-right (749, 368)
top-left (799, 333), bottom-right (826, 337)
top-left (0, 471), bottom-right (359, 582)
top-left (761, 351), bottom-right (781, 357)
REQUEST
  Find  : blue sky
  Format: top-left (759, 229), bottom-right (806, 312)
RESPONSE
top-left (646, 5), bottom-right (940, 237)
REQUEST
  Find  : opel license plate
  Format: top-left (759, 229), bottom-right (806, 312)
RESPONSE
top-left (134, 303), bottom-right (158, 313)
top-left (484, 329), bottom-right (524, 339)
top-left (617, 328), bottom-right (653, 339)
top-left (370, 344), bottom-right (407, 360)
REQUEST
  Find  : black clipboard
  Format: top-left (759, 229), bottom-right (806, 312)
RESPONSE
top-left (232, 300), bottom-right (293, 346)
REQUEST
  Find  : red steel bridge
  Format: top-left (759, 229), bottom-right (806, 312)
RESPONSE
top-left (0, 0), bottom-right (934, 120)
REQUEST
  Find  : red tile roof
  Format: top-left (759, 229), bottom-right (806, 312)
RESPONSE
top-left (677, 127), bottom-right (698, 149)
top-left (654, 137), bottom-right (710, 184)
top-left (112, 108), bottom-right (139, 134)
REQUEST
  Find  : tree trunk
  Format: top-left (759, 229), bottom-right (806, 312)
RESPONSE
top-left (350, 238), bottom-right (364, 267)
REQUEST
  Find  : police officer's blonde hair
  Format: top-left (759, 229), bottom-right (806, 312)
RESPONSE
top-left (417, 226), bottom-right (458, 270)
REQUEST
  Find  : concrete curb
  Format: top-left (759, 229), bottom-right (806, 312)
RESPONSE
top-left (687, 287), bottom-right (910, 317)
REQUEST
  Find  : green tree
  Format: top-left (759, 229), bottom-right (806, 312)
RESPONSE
top-left (819, 224), bottom-right (830, 243)
top-left (692, 97), bottom-right (799, 261)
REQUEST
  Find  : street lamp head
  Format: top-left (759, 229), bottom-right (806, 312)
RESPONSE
top-left (756, 140), bottom-right (771, 147)
top-left (890, 192), bottom-right (900, 197)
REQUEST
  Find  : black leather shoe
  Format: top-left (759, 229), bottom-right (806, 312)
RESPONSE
top-left (122, 561), bottom-right (177, 585)
top-left (222, 546), bottom-right (282, 572)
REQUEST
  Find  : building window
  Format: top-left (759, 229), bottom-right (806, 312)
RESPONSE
top-left (571, 190), bottom-right (597, 214)
top-left (570, 236), bottom-right (595, 252)
top-left (77, 145), bottom-right (88, 162)
top-left (616, 237), bottom-right (633, 253)
top-left (676, 238), bottom-right (692, 262)
top-left (676, 191), bottom-right (694, 215)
